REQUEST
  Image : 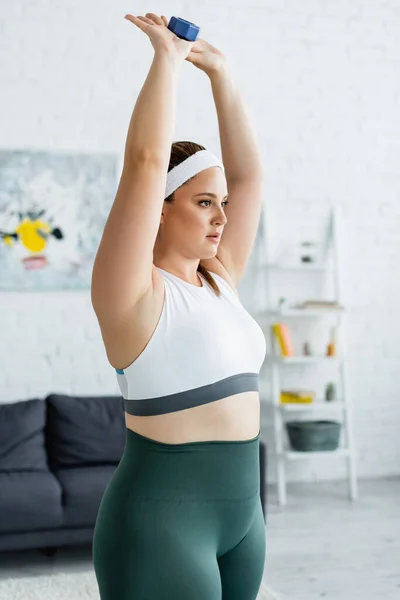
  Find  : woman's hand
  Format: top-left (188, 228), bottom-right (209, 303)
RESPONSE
top-left (124, 13), bottom-right (194, 61)
top-left (185, 39), bottom-right (227, 76)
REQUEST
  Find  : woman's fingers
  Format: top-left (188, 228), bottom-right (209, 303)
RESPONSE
top-left (137, 15), bottom-right (155, 26)
top-left (145, 13), bottom-right (164, 26)
top-left (124, 14), bottom-right (148, 34)
top-left (194, 39), bottom-right (207, 49)
top-left (124, 14), bottom-right (155, 29)
top-left (124, 14), bottom-right (139, 24)
top-left (190, 42), bottom-right (203, 53)
top-left (124, 13), bottom-right (172, 37)
top-left (124, 14), bottom-right (148, 32)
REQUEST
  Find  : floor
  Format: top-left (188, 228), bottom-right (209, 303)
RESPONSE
top-left (0, 478), bottom-right (399, 600)
top-left (264, 477), bottom-right (400, 600)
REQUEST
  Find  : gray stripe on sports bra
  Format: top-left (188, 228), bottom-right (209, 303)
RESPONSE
top-left (123, 373), bottom-right (259, 416)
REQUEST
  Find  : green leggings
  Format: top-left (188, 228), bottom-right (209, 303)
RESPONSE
top-left (92, 427), bottom-right (266, 599)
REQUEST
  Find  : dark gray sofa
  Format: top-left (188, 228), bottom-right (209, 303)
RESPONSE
top-left (0, 394), bottom-right (267, 554)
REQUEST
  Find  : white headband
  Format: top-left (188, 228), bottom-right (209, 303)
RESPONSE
top-left (165, 150), bottom-right (225, 199)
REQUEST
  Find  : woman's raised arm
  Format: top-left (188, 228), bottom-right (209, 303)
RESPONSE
top-left (91, 14), bottom-right (193, 323)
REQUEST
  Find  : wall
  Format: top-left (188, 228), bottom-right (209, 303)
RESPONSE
top-left (1, 0), bottom-right (399, 483)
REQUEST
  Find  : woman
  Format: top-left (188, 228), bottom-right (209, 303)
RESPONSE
top-left (91, 12), bottom-right (267, 600)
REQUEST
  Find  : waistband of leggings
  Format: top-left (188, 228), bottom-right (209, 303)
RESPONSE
top-left (118, 427), bottom-right (261, 501)
top-left (125, 426), bottom-right (260, 450)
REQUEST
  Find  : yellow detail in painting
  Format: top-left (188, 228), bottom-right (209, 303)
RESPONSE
top-left (15, 219), bottom-right (52, 253)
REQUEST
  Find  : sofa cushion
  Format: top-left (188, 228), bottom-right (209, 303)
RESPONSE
top-left (45, 394), bottom-right (125, 468)
top-left (0, 398), bottom-right (48, 472)
top-left (55, 465), bottom-right (117, 528)
top-left (0, 471), bottom-right (63, 533)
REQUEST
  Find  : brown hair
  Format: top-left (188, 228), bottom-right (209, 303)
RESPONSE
top-left (165, 141), bottom-right (221, 297)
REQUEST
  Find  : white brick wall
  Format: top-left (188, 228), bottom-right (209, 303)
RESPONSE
top-left (1, 1), bottom-right (399, 483)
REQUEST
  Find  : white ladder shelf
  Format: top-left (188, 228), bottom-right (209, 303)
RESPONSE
top-left (254, 206), bottom-right (358, 506)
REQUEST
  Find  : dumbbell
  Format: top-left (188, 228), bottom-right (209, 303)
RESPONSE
top-left (167, 17), bottom-right (200, 41)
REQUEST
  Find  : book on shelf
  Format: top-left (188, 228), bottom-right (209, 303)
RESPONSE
top-left (295, 300), bottom-right (344, 310)
top-left (280, 390), bottom-right (315, 404)
top-left (272, 323), bottom-right (294, 356)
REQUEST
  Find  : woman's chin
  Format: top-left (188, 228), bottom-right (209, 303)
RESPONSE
top-left (205, 248), bottom-right (218, 259)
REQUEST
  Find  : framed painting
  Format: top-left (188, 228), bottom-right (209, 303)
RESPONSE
top-left (0, 150), bottom-right (119, 291)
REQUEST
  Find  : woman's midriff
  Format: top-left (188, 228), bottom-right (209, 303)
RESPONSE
top-left (124, 390), bottom-right (260, 444)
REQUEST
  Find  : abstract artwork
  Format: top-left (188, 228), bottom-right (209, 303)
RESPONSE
top-left (0, 150), bottom-right (118, 290)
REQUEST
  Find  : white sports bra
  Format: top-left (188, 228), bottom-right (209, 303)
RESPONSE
top-left (115, 267), bottom-right (266, 416)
